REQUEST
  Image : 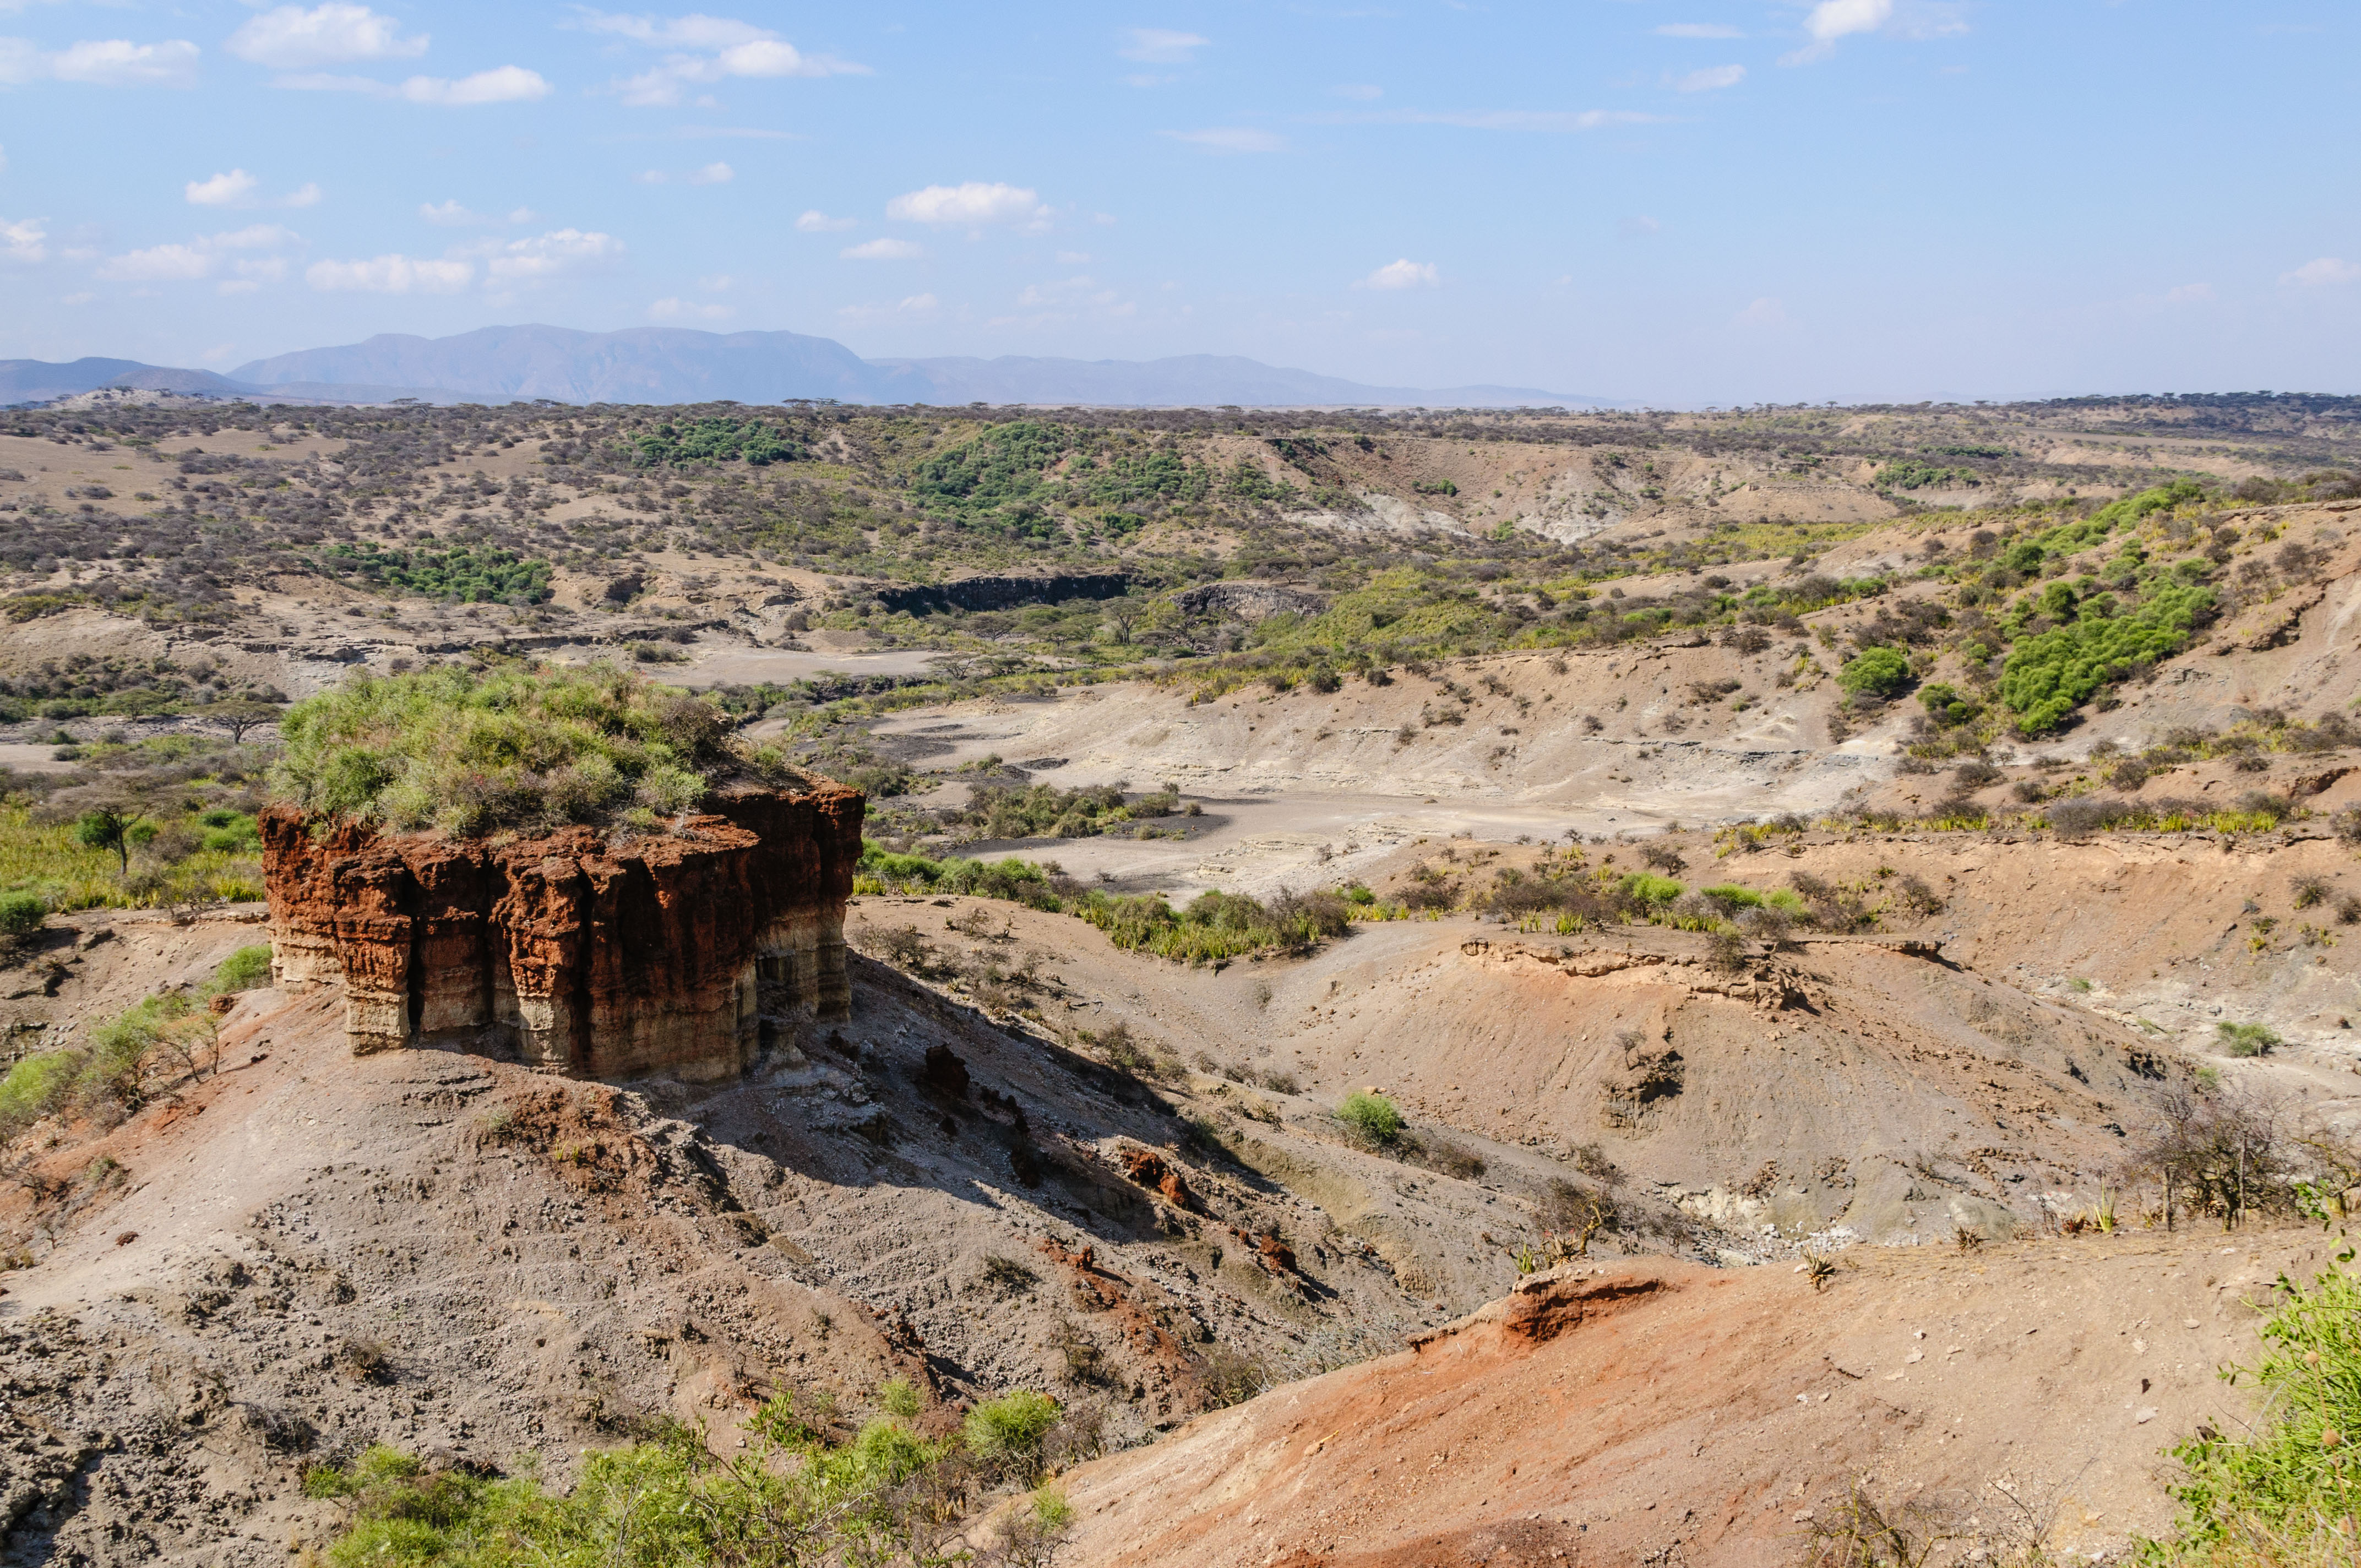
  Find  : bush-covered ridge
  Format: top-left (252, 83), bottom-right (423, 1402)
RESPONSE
top-left (270, 662), bottom-right (803, 837)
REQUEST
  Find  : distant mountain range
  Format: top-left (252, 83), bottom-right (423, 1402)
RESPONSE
top-left (1, 324), bottom-right (1607, 410)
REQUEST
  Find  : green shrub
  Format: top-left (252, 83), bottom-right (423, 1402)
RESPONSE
top-left (203, 944), bottom-right (274, 998)
top-left (1837, 646), bottom-right (1914, 699)
top-left (0, 890), bottom-right (45, 936)
top-left (1999, 577), bottom-right (2215, 734)
top-left (2215, 1021), bottom-right (2281, 1058)
top-left (272, 662), bottom-right (776, 836)
top-left (1619, 872), bottom-right (1685, 905)
top-left (2145, 1265), bottom-right (2361, 1561)
top-left (0, 1050), bottom-right (81, 1139)
top-left (1337, 1091), bottom-right (1405, 1144)
top-left (878, 1376), bottom-right (922, 1419)
top-left (1698, 884), bottom-right (1762, 909)
top-left (964, 1389), bottom-right (1062, 1469)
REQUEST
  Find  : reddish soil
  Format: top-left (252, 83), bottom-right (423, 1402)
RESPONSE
top-left (1059, 1229), bottom-right (2343, 1567)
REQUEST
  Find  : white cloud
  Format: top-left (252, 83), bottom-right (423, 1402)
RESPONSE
top-left (1807, 0), bottom-right (1892, 42)
top-left (186, 169), bottom-right (259, 206)
top-left (2166, 282), bottom-right (2214, 304)
top-left (307, 253), bottom-right (474, 292)
top-left (649, 296), bottom-right (731, 321)
top-left (1784, 0), bottom-right (1960, 62)
top-left (95, 223), bottom-right (298, 281)
top-left (581, 11), bottom-right (867, 106)
top-left (420, 199), bottom-right (485, 225)
top-left (1015, 275), bottom-right (1128, 313)
top-left (4, 37), bottom-right (203, 88)
top-left (580, 12), bottom-right (772, 48)
top-left (479, 227), bottom-right (622, 282)
top-left (1119, 28), bottom-right (1207, 64)
top-left (1734, 296), bottom-right (1791, 328)
top-left (841, 237), bottom-right (923, 260)
top-left (687, 160), bottom-right (733, 184)
top-left (2283, 257), bottom-right (2361, 287)
top-left (1620, 214), bottom-right (1663, 236)
top-left (1360, 258), bottom-right (1439, 290)
top-left (220, 255), bottom-right (289, 293)
top-left (400, 66), bottom-right (550, 105)
top-left (886, 181), bottom-right (1046, 226)
top-left (188, 168), bottom-right (322, 207)
top-left (278, 64), bottom-right (550, 102)
top-left (227, 5), bottom-right (426, 70)
top-left (97, 242), bottom-right (213, 281)
top-left (1162, 127), bottom-right (1285, 153)
top-left (1673, 64), bottom-right (1745, 91)
top-left (1657, 23), bottom-right (1743, 39)
top-left (2, 215), bottom-right (47, 263)
top-left (835, 292), bottom-right (939, 324)
top-left (1328, 107), bottom-right (1663, 132)
top-left (796, 209), bottom-right (856, 232)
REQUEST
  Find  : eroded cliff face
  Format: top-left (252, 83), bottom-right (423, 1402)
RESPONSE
top-left (259, 782), bottom-right (864, 1081)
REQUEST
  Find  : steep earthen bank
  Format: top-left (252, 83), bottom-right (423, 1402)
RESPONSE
top-left (259, 781), bottom-right (864, 1079)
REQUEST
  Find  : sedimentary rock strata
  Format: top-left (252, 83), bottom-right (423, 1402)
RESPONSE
top-left (260, 781), bottom-right (863, 1080)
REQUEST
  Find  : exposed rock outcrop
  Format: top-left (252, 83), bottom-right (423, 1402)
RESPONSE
top-left (260, 782), bottom-right (864, 1081)
top-left (872, 572), bottom-right (1128, 616)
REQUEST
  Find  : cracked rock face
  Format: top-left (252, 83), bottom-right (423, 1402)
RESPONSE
top-left (260, 781), bottom-right (863, 1080)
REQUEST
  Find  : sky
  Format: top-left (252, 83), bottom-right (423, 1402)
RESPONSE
top-left (1, 1), bottom-right (2357, 404)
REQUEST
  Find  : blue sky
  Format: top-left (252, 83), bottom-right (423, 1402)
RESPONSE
top-left (1, 1), bottom-right (2356, 403)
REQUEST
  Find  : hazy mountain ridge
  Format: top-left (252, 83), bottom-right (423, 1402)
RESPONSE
top-left (3, 323), bottom-right (1606, 410)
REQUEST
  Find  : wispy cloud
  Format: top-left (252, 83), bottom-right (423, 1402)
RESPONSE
top-left (97, 223), bottom-right (301, 282)
top-left (1162, 127), bottom-right (1285, 153)
top-left (1672, 63), bottom-right (1744, 92)
top-left (1784, 0), bottom-right (1963, 64)
top-left (0, 37), bottom-right (202, 89)
top-left (280, 64), bottom-right (552, 104)
top-left (649, 295), bottom-right (731, 320)
top-left (1358, 258), bottom-right (1438, 290)
top-left (1733, 296), bottom-right (1791, 328)
top-left (1312, 107), bottom-right (1664, 132)
top-left (638, 161), bottom-right (735, 184)
top-left (185, 169), bottom-right (259, 206)
top-left (2283, 257), bottom-right (2360, 287)
top-left (1119, 28), bottom-right (1207, 64)
top-left (579, 10), bottom-right (867, 106)
top-left (472, 227), bottom-right (623, 283)
top-left (836, 292), bottom-right (939, 324)
top-left (886, 181), bottom-right (1047, 226)
top-left (842, 237), bottom-right (924, 260)
top-left (186, 168), bottom-right (323, 208)
top-left (227, 5), bottom-right (426, 70)
top-left (2166, 282), bottom-right (2215, 304)
top-left (307, 253), bottom-right (474, 292)
top-left (796, 209), bottom-right (856, 232)
top-left (1, 216), bottom-right (46, 263)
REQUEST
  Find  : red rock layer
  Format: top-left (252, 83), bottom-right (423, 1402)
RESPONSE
top-left (259, 782), bottom-right (863, 1081)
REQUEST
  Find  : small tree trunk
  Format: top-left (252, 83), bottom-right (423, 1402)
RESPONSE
top-left (2165, 1170), bottom-right (2174, 1232)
